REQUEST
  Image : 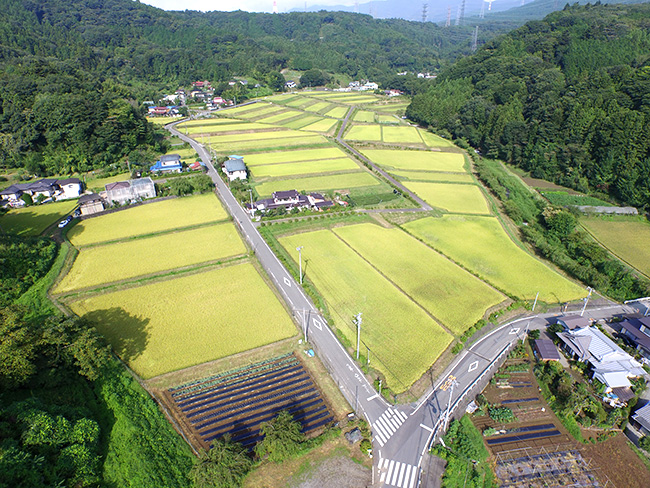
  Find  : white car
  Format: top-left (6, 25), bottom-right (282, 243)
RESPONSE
top-left (58, 216), bottom-right (72, 228)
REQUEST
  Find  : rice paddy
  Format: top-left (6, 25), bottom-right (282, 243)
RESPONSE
top-left (69, 262), bottom-right (297, 379)
top-left (382, 126), bottom-right (423, 143)
top-left (324, 106), bottom-right (349, 118)
top-left (581, 216), bottom-right (650, 277)
top-left (344, 125), bottom-right (382, 141)
top-left (403, 182), bottom-right (491, 214)
top-left (333, 223), bottom-right (506, 334)
top-left (255, 111), bottom-right (304, 124)
top-left (55, 223), bottom-right (246, 293)
top-left (361, 149), bottom-right (466, 172)
top-left (419, 131), bottom-right (455, 148)
top-left (0, 200), bottom-right (78, 236)
top-left (180, 122), bottom-right (273, 134)
top-left (68, 194), bottom-right (227, 247)
top-left (279, 229), bottom-right (452, 391)
top-left (209, 134), bottom-right (329, 153)
top-left (281, 115), bottom-right (325, 129)
top-left (244, 148), bottom-right (347, 165)
top-left (391, 171), bottom-right (474, 183)
top-left (353, 111), bottom-right (376, 123)
top-left (303, 101), bottom-right (332, 112)
top-left (404, 215), bottom-right (586, 302)
top-left (250, 158), bottom-right (359, 178)
top-left (254, 171), bottom-right (380, 196)
top-left (300, 119), bottom-right (338, 133)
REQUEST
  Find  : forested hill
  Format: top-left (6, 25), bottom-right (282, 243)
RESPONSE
top-left (0, 0), bottom-right (510, 175)
top-left (407, 3), bottom-right (650, 210)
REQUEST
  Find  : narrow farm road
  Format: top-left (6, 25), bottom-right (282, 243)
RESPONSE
top-left (166, 115), bottom-right (640, 488)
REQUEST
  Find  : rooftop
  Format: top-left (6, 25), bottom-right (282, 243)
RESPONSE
top-left (224, 159), bottom-right (247, 172)
top-left (534, 339), bottom-right (561, 361)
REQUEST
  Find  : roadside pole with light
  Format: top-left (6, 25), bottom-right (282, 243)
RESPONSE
top-left (354, 313), bottom-right (362, 360)
top-left (296, 246), bottom-right (303, 285)
top-left (580, 287), bottom-right (593, 316)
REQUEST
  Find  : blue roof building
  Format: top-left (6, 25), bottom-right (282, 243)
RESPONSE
top-left (151, 154), bottom-right (183, 173)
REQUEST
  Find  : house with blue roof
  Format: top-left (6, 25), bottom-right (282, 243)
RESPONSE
top-left (151, 154), bottom-right (183, 173)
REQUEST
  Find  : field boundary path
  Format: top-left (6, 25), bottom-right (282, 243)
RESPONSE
top-left (335, 106), bottom-right (433, 212)
top-left (167, 113), bottom-right (639, 488)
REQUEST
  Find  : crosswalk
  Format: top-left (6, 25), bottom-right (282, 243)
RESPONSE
top-left (378, 458), bottom-right (419, 488)
top-left (372, 407), bottom-right (408, 447)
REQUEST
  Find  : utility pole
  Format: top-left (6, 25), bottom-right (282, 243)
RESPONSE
top-left (296, 246), bottom-right (304, 285)
top-left (378, 378), bottom-right (382, 397)
top-left (443, 379), bottom-right (460, 433)
top-left (303, 309), bottom-right (307, 342)
top-left (354, 313), bottom-right (362, 360)
top-left (532, 291), bottom-right (539, 312)
top-left (248, 189), bottom-right (254, 217)
top-left (580, 287), bottom-right (593, 317)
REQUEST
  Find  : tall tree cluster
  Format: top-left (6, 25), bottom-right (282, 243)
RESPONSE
top-left (407, 3), bottom-right (650, 209)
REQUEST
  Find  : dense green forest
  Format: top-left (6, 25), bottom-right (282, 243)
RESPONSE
top-left (408, 3), bottom-right (650, 209)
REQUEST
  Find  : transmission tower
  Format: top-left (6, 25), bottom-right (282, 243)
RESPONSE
top-left (354, 0), bottom-right (359, 13)
top-left (272, 0), bottom-right (278, 14)
top-left (422, 3), bottom-right (428, 22)
top-left (445, 6), bottom-right (451, 27)
top-left (459, 0), bottom-right (466, 25)
top-left (480, 1), bottom-right (485, 18)
top-left (455, 5), bottom-right (461, 26)
top-left (471, 25), bottom-right (479, 52)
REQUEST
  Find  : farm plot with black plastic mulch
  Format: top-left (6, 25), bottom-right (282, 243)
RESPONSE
top-left (165, 353), bottom-right (334, 450)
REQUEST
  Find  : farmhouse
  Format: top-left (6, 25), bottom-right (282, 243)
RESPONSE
top-left (556, 316), bottom-right (591, 330)
top-left (57, 178), bottom-right (83, 199)
top-left (248, 190), bottom-right (334, 215)
top-left (151, 154), bottom-right (183, 173)
top-left (556, 325), bottom-right (646, 404)
top-left (105, 177), bottom-right (156, 205)
top-left (619, 315), bottom-right (650, 360)
top-left (285, 81), bottom-right (296, 89)
top-left (631, 403), bottom-right (650, 437)
top-left (222, 158), bottom-right (247, 181)
top-left (78, 193), bottom-right (105, 216)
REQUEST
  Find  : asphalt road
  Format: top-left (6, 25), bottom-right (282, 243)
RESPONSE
top-left (166, 115), bottom-right (643, 488)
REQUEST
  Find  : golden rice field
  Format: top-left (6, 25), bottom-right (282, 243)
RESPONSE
top-left (333, 224), bottom-right (505, 334)
top-left (345, 125), bottom-right (382, 141)
top-left (404, 215), bottom-right (586, 302)
top-left (256, 110), bottom-right (304, 124)
top-left (147, 116), bottom-right (184, 126)
top-left (180, 122), bottom-right (273, 134)
top-left (281, 115), bottom-right (325, 129)
top-left (207, 130), bottom-right (303, 144)
top-left (68, 194), bottom-right (227, 247)
top-left (382, 126), bottom-right (423, 143)
top-left (69, 262), bottom-right (297, 379)
top-left (55, 223), bottom-right (246, 293)
top-left (353, 111), bottom-right (376, 123)
top-left (254, 171), bottom-right (380, 197)
top-left (285, 98), bottom-right (314, 108)
top-left (250, 158), bottom-right (359, 178)
top-left (177, 118), bottom-right (244, 127)
top-left (300, 119), bottom-right (338, 133)
top-left (234, 105), bottom-right (287, 119)
top-left (209, 134), bottom-right (329, 153)
top-left (303, 101), bottom-right (332, 112)
top-left (361, 149), bottom-right (466, 172)
top-left (0, 200), bottom-right (78, 236)
top-left (244, 147), bottom-right (347, 165)
top-left (391, 171), bottom-right (474, 183)
top-left (376, 114), bottom-right (399, 124)
top-left (419, 131), bottom-right (454, 148)
top-left (279, 230), bottom-right (452, 391)
top-left (581, 216), bottom-right (650, 277)
top-left (327, 95), bottom-right (378, 104)
top-left (324, 106), bottom-right (349, 118)
top-left (403, 182), bottom-right (491, 214)
top-left (220, 103), bottom-right (267, 115)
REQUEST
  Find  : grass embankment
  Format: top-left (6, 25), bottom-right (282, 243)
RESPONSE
top-left (0, 200), bottom-right (78, 236)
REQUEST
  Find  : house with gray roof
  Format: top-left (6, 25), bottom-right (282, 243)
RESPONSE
top-left (106, 177), bottom-right (156, 205)
top-left (620, 315), bottom-right (650, 360)
top-left (223, 158), bottom-right (247, 181)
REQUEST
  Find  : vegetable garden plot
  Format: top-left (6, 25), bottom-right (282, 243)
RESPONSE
top-left (165, 353), bottom-right (333, 450)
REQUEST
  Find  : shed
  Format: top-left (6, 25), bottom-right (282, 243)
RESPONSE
top-left (78, 193), bottom-right (104, 216)
top-left (533, 339), bottom-right (561, 361)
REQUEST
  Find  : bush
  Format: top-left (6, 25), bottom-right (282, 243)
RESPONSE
top-left (360, 439), bottom-right (371, 454)
top-left (488, 406), bottom-right (517, 423)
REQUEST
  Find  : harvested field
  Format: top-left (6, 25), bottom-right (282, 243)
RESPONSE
top-left (0, 200), bottom-right (78, 236)
top-left (163, 353), bottom-right (334, 451)
top-left (254, 172), bottom-right (380, 197)
top-left (403, 182), bottom-right (490, 214)
top-left (250, 158), bottom-right (359, 178)
top-left (55, 223), bottom-right (246, 293)
top-left (404, 215), bottom-right (586, 302)
top-left (237, 105), bottom-right (288, 119)
top-left (279, 229), bottom-right (452, 392)
top-left (360, 149), bottom-right (466, 172)
top-left (245, 148), bottom-right (347, 165)
top-left (69, 262), bottom-right (297, 379)
top-left (68, 194), bottom-right (227, 246)
top-left (333, 223), bottom-right (505, 334)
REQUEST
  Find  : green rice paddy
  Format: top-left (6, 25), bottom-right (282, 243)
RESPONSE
top-left (300, 119), bottom-right (338, 133)
top-left (382, 126), bottom-right (423, 143)
top-left (345, 125), bottom-right (382, 141)
top-left (391, 171), bottom-right (474, 183)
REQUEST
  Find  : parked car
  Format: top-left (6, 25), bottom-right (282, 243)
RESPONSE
top-left (58, 216), bottom-right (72, 228)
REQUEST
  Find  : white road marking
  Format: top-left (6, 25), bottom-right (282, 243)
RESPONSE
top-left (398, 411), bottom-right (408, 422)
top-left (397, 463), bottom-right (406, 487)
top-left (419, 423), bottom-right (434, 433)
top-left (378, 417), bottom-right (395, 435)
top-left (468, 360), bottom-right (479, 372)
top-left (367, 393), bottom-right (379, 401)
top-left (385, 460), bottom-right (395, 484)
top-left (403, 465), bottom-right (412, 488)
top-left (373, 421), bottom-right (390, 441)
top-left (380, 460), bottom-right (387, 482)
top-left (409, 467), bottom-right (418, 488)
top-left (283, 277), bottom-right (291, 287)
top-left (509, 327), bottom-right (520, 335)
top-left (391, 462), bottom-right (401, 485)
top-left (312, 317), bottom-right (323, 330)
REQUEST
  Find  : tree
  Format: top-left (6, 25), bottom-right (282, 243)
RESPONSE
top-left (254, 410), bottom-right (304, 462)
top-left (528, 329), bottom-right (541, 340)
top-left (190, 436), bottom-right (252, 488)
top-left (299, 69), bottom-right (329, 88)
top-left (266, 71), bottom-right (286, 92)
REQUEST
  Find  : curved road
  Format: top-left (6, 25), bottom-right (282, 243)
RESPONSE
top-left (167, 117), bottom-right (639, 488)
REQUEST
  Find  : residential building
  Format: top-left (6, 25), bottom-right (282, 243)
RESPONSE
top-left (56, 178), bottom-right (82, 199)
top-left (0, 178), bottom-right (81, 203)
top-left (150, 154), bottom-right (183, 173)
top-left (248, 190), bottom-right (334, 215)
top-left (556, 325), bottom-right (646, 405)
top-left (619, 315), bottom-right (650, 360)
top-left (105, 177), bottom-right (156, 205)
top-left (631, 403), bottom-right (650, 436)
top-left (556, 316), bottom-right (591, 330)
top-left (285, 81), bottom-right (297, 89)
top-left (223, 159), bottom-right (247, 181)
top-left (78, 193), bottom-right (105, 216)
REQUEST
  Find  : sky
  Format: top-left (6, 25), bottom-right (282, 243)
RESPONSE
top-left (140, 0), bottom-right (358, 14)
